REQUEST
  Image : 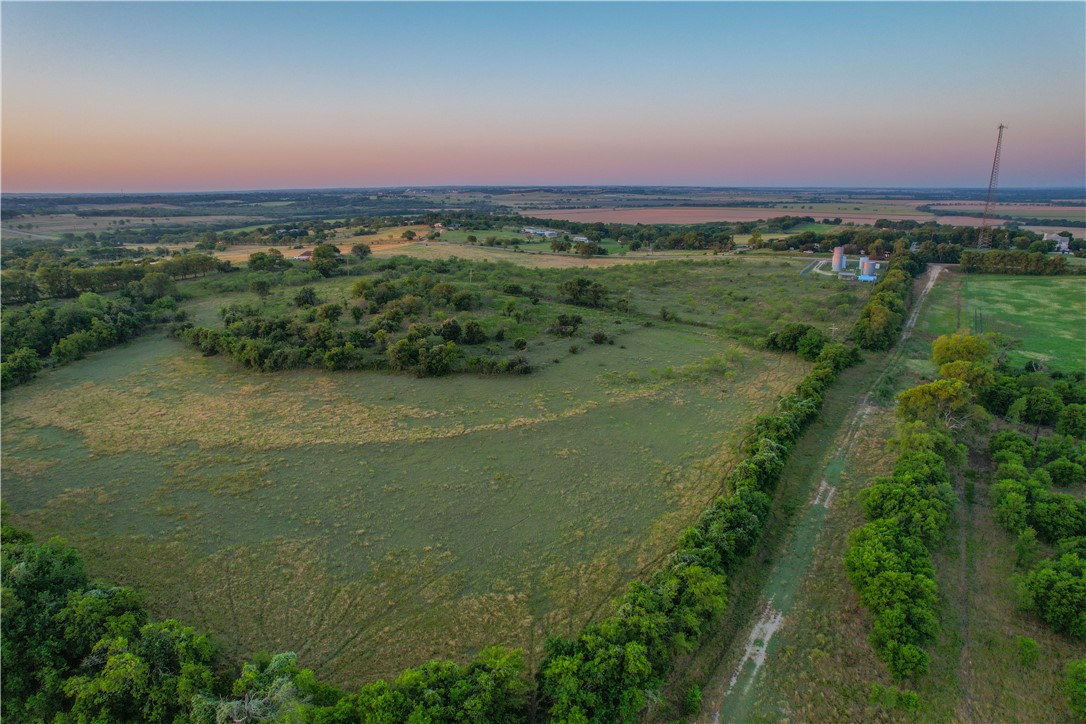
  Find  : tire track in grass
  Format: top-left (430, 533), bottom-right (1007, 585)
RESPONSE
top-left (708, 265), bottom-right (944, 722)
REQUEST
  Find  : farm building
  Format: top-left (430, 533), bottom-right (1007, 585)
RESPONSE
top-left (1043, 232), bottom-right (1072, 253)
top-left (858, 274), bottom-right (878, 282)
top-left (572, 236), bottom-right (589, 242)
top-left (292, 250), bottom-right (312, 261)
top-left (522, 227), bottom-right (559, 238)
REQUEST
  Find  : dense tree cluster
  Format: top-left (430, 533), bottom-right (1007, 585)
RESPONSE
top-left (1, 287), bottom-right (185, 388)
top-left (537, 338), bottom-right (864, 720)
top-left (989, 418), bottom-right (1086, 638)
top-left (845, 423), bottom-right (959, 679)
top-left (959, 249), bottom-right (1071, 276)
top-left (850, 255), bottom-right (919, 350)
top-left (0, 523), bottom-right (531, 722)
top-left (176, 266), bottom-right (535, 377)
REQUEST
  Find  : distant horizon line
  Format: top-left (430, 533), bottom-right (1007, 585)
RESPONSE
top-left (5, 184), bottom-right (1085, 197)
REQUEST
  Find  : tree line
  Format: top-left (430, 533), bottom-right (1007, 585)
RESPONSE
top-left (959, 249), bottom-right (1074, 276)
top-left (845, 335), bottom-right (973, 679)
top-left (849, 253), bottom-right (921, 351)
top-left (1, 282), bottom-right (186, 388)
top-left (535, 332), bottom-right (864, 720)
top-left (1, 253), bottom-right (222, 305)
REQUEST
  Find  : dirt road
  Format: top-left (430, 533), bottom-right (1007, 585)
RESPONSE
top-left (706, 264), bottom-right (944, 722)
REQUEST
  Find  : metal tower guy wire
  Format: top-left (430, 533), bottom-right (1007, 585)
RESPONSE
top-left (977, 124), bottom-right (1006, 249)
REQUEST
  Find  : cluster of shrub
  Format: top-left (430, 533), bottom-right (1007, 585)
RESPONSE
top-left (1, 280), bottom-right (186, 388)
top-left (959, 249), bottom-right (1074, 275)
top-left (176, 271), bottom-right (535, 377)
top-left (850, 254), bottom-right (919, 351)
top-left (1, 252), bottom-right (222, 304)
top-left (764, 321), bottom-right (832, 361)
top-left (534, 335), bottom-right (864, 720)
top-left (0, 523), bottom-right (531, 723)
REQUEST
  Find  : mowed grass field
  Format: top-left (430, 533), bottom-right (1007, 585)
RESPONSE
top-left (916, 272), bottom-right (1086, 372)
top-left (1, 256), bottom-right (864, 689)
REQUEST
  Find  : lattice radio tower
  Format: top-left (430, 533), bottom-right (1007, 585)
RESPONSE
top-left (977, 124), bottom-right (1007, 249)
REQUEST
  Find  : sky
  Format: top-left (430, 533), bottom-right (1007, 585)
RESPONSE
top-left (2, 1), bottom-right (1084, 192)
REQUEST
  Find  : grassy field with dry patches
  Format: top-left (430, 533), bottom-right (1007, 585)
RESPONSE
top-left (3, 309), bottom-right (809, 686)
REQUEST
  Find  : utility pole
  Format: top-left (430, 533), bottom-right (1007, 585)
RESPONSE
top-left (977, 124), bottom-right (1006, 249)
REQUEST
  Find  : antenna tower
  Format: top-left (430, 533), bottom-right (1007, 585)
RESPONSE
top-left (977, 124), bottom-right (1006, 249)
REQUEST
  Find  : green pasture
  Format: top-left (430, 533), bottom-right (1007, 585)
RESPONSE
top-left (918, 273), bottom-right (1085, 371)
top-left (2, 255), bottom-right (875, 690)
top-left (2, 323), bottom-right (807, 687)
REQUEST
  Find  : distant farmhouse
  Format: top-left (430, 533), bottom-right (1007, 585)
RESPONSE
top-left (522, 227), bottom-right (558, 238)
top-left (1043, 232), bottom-right (1072, 253)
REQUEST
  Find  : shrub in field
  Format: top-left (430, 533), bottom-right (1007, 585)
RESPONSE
top-left (293, 286), bottom-right (319, 307)
top-left (559, 277), bottom-right (608, 307)
top-left (548, 313), bottom-right (582, 337)
top-left (1066, 659), bottom-right (1086, 718)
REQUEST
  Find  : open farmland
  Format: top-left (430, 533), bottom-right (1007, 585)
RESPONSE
top-left (532, 205), bottom-right (932, 225)
top-left (915, 271), bottom-right (1086, 371)
top-left (0, 213), bottom-right (269, 239)
top-left (928, 203), bottom-right (1086, 222)
top-left (1, 255), bottom-right (867, 688)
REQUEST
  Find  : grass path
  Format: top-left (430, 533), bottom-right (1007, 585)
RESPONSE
top-left (705, 265), bottom-right (944, 722)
